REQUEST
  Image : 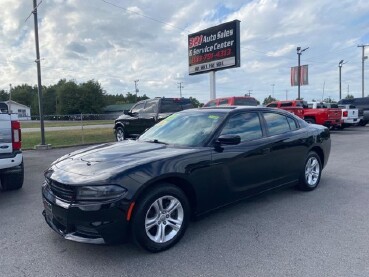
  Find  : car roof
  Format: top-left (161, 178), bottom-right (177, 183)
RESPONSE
top-left (199, 106), bottom-right (289, 114)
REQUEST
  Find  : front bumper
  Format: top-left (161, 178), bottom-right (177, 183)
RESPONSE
top-left (42, 184), bottom-right (131, 244)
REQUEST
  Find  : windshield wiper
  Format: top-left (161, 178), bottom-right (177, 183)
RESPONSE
top-left (144, 139), bottom-right (168, 145)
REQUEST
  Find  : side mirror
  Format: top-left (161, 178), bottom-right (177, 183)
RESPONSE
top-left (216, 134), bottom-right (241, 145)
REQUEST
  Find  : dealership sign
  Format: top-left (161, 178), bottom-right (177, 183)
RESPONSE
top-left (188, 20), bottom-right (240, 75)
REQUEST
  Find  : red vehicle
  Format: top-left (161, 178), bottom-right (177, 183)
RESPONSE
top-left (203, 96), bottom-right (258, 107)
top-left (267, 100), bottom-right (342, 127)
top-left (266, 100), bottom-right (304, 119)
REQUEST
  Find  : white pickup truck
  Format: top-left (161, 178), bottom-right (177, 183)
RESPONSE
top-left (337, 104), bottom-right (359, 127)
top-left (0, 102), bottom-right (24, 191)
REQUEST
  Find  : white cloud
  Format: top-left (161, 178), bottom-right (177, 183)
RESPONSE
top-left (0, 0), bottom-right (368, 104)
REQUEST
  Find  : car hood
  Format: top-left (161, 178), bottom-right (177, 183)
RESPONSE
top-left (47, 140), bottom-right (197, 183)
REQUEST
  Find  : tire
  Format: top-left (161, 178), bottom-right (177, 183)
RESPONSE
top-left (359, 120), bottom-right (368, 126)
top-left (131, 184), bottom-right (190, 252)
top-left (0, 162), bottom-right (24, 191)
top-left (115, 126), bottom-right (125, 141)
top-left (305, 118), bottom-right (316, 124)
top-left (297, 152), bottom-right (322, 191)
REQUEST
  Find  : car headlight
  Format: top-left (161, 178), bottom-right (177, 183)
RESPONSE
top-left (76, 185), bottom-right (127, 201)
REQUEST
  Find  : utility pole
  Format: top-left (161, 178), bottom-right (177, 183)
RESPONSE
top-left (338, 60), bottom-right (347, 100)
top-left (285, 89), bottom-right (288, 100)
top-left (32, 0), bottom-right (46, 147)
top-left (134, 80), bottom-right (139, 102)
top-left (297, 46), bottom-right (309, 99)
top-left (246, 90), bottom-right (253, 96)
top-left (177, 82), bottom-right (184, 98)
top-left (358, 44), bottom-right (368, 97)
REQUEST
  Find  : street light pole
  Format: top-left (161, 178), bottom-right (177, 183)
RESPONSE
top-left (358, 45), bottom-right (368, 97)
top-left (296, 46), bottom-right (309, 100)
top-left (338, 60), bottom-right (347, 100)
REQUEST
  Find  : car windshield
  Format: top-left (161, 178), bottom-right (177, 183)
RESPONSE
top-left (139, 110), bottom-right (226, 146)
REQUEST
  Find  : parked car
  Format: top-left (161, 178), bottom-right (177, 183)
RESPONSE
top-left (337, 97), bottom-right (369, 126)
top-left (114, 97), bottom-right (194, 140)
top-left (42, 106), bottom-right (331, 252)
top-left (203, 96), bottom-right (258, 107)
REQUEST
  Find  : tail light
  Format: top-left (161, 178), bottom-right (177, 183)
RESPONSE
top-left (11, 120), bottom-right (22, 151)
top-left (343, 111), bottom-right (348, 117)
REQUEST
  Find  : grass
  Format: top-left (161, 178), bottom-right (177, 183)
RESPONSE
top-left (21, 120), bottom-right (113, 128)
top-left (22, 127), bottom-right (116, 149)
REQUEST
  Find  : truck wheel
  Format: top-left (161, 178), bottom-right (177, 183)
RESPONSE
top-left (297, 152), bottom-right (321, 191)
top-left (305, 118), bottom-right (315, 124)
top-left (115, 127), bottom-right (125, 141)
top-left (359, 120), bottom-right (368, 126)
top-left (0, 162), bottom-right (24, 191)
top-left (131, 183), bottom-right (190, 252)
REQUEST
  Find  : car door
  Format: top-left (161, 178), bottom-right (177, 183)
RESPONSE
top-left (125, 101), bottom-right (146, 135)
top-left (138, 99), bottom-right (159, 133)
top-left (209, 111), bottom-right (275, 205)
top-left (260, 111), bottom-right (308, 184)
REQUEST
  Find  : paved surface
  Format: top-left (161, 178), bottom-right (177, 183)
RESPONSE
top-left (22, 124), bottom-right (114, 133)
top-left (1, 126), bottom-right (369, 277)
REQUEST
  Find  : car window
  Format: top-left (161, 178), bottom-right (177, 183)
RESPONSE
top-left (131, 102), bottom-right (145, 113)
top-left (204, 100), bottom-right (217, 107)
top-left (220, 112), bottom-right (263, 142)
top-left (142, 100), bottom-right (158, 113)
top-left (234, 98), bottom-right (258, 106)
top-left (267, 103), bottom-right (278, 107)
top-left (296, 101), bottom-right (308, 108)
top-left (263, 112), bottom-right (291, 136)
top-left (161, 100), bottom-right (182, 113)
top-left (280, 102), bottom-right (292, 107)
top-left (287, 117), bottom-right (298, 130)
top-left (219, 99), bottom-right (229, 106)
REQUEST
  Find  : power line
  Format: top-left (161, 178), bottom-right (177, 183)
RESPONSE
top-left (100, 0), bottom-right (189, 32)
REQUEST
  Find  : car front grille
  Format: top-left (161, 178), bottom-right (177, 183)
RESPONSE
top-left (47, 179), bottom-right (75, 201)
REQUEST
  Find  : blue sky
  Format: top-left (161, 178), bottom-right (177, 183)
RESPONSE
top-left (0, 0), bottom-right (368, 104)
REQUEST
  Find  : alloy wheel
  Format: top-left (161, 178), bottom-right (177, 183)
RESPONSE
top-left (145, 195), bottom-right (184, 243)
top-left (305, 156), bottom-right (320, 186)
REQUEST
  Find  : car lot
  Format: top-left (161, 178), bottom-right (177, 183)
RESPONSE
top-left (1, 126), bottom-right (369, 277)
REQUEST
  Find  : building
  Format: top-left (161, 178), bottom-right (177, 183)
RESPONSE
top-left (5, 100), bottom-right (31, 120)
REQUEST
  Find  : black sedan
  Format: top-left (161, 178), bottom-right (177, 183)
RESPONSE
top-left (42, 106), bottom-right (331, 252)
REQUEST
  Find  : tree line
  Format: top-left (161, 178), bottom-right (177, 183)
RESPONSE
top-left (1, 79), bottom-right (201, 115)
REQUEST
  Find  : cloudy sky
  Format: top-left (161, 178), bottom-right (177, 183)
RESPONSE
top-left (1, 0), bottom-right (369, 104)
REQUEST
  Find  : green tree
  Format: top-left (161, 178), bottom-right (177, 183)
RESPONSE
top-left (56, 80), bottom-right (80, 114)
top-left (43, 85), bottom-right (57, 115)
top-left (345, 94), bottom-right (354, 99)
top-left (0, 90), bottom-right (9, 101)
top-left (262, 95), bottom-right (277, 105)
top-left (79, 80), bottom-right (105, 114)
top-left (189, 97), bottom-right (201, 107)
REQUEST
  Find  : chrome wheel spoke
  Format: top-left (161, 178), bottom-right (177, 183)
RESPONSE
top-left (145, 217), bottom-right (157, 231)
top-left (153, 224), bottom-right (166, 243)
top-left (166, 199), bottom-right (180, 214)
top-left (167, 218), bottom-right (181, 231)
